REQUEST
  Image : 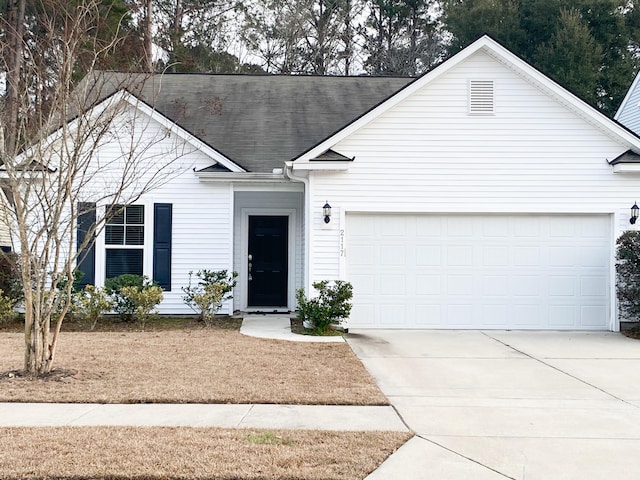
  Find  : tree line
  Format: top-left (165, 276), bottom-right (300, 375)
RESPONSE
top-left (2, 1), bottom-right (640, 114)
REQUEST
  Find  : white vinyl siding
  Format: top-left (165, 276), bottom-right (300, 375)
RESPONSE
top-left (346, 214), bottom-right (610, 330)
top-left (90, 106), bottom-right (234, 314)
top-left (305, 49), bottom-right (638, 330)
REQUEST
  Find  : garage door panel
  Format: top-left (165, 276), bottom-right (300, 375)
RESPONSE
top-left (481, 304), bottom-right (510, 327)
top-left (512, 304), bottom-right (542, 327)
top-left (416, 217), bottom-right (443, 236)
top-left (381, 245), bottom-right (405, 265)
top-left (415, 304), bottom-right (442, 326)
top-left (346, 214), bottom-right (611, 330)
top-left (580, 247), bottom-right (609, 267)
top-left (416, 275), bottom-right (441, 295)
top-left (549, 276), bottom-right (576, 296)
top-left (549, 305), bottom-right (577, 327)
top-left (581, 306), bottom-right (608, 327)
top-left (416, 245), bottom-right (442, 266)
top-left (580, 276), bottom-right (607, 297)
top-left (483, 246), bottom-right (509, 266)
top-left (482, 275), bottom-right (510, 296)
top-left (447, 304), bottom-right (475, 326)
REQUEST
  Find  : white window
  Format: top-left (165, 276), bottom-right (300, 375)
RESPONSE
top-left (105, 204), bottom-right (144, 278)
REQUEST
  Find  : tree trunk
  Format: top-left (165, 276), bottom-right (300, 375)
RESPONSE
top-left (144, 0), bottom-right (154, 72)
top-left (4, 0), bottom-right (26, 158)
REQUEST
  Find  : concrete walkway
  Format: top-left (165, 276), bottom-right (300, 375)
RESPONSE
top-left (0, 402), bottom-right (406, 431)
top-left (240, 314), bottom-right (345, 342)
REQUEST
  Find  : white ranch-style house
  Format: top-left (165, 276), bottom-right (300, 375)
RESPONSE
top-left (15, 35), bottom-right (640, 331)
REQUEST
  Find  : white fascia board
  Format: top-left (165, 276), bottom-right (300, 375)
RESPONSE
top-left (118, 91), bottom-right (246, 173)
top-left (615, 70), bottom-right (640, 121)
top-left (294, 35), bottom-right (640, 164)
top-left (613, 164), bottom-right (640, 173)
top-left (291, 162), bottom-right (350, 171)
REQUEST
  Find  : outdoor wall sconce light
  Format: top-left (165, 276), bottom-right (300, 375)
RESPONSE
top-left (323, 201), bottom-right (332, 224)
top-left (632, 202), bottom-right (639, 225)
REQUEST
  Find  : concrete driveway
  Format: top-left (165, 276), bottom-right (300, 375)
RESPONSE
top-left (346, 330), bottom-right (640, 480)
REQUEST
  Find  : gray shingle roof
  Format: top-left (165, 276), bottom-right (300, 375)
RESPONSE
top-left (610, 150), bottom-right (640, 164)
top-left (80, 73), bottom-right (413, 172)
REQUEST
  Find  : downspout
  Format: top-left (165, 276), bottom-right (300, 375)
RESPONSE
top-left (284, 162), bottom-right (311, 293)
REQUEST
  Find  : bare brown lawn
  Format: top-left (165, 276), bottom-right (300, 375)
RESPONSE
top-left (0, 320), bottom-right (388, 405)
top-left (1, 427), bottom-right (411, 479)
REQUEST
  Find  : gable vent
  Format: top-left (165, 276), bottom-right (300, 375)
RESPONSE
top-left (469, 80), bottom-right (495, 115)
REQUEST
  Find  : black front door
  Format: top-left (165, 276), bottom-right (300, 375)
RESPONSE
top-left (248, 215), bottom-right (288, 307)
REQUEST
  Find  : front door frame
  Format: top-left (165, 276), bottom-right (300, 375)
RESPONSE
top-left (240, 208), bottom-right (296, 311)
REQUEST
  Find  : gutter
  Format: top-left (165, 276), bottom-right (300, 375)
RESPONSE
top-left (284, 161), bottom-right (311, 293)
top-left (195, 171), bottom-right (289, 182)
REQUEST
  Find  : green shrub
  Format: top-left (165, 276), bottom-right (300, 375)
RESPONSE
top-left (104, 274), bottom-right (145, 321)
top-left (77, 285), bottom-right (113, 330)
top-left (120, 284), bottom-right (164, 330)
top-left (182, 269), bottom-right (237, 325)
top-left (0, 289), bottom-right (18, 324)
top-left (51, 270), bottom-right (85, 321)
top-left (0, 252), bottom-right (22, 303)
top-left (616, 231), bottom-right (640, 321)
top-left (296, 280), bottom-right (353, 334)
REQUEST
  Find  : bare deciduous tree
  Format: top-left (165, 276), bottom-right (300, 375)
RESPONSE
top-left (0, 0), bottom-right (191, 375)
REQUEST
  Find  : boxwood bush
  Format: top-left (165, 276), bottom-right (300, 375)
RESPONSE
top-left (616, 231), bottom-right (640, 322)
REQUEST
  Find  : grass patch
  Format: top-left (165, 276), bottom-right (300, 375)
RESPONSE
top-left (246, 430), bottom-right (295, 446)
top-left (0, 426), bottom-right (412, 480)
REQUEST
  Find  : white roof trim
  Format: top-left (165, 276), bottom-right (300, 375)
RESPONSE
top-left (613, 164), bottom-right (640, 173)
top-left (293, 35), bottom-right (640, 165)
top-left (615, 70), bottom-right (640, 121)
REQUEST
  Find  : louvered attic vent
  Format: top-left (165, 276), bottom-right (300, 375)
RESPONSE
top-left (469, 80), bottom-right (494, 115)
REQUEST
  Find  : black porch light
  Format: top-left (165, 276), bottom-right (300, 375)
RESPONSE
top-left (323, 201), bottom-right (332, 224)
top-left (632, 202), bottom-right (639, 225)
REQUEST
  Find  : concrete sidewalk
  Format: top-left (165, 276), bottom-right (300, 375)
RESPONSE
top-left (0, 402), bottom-right (407, 431)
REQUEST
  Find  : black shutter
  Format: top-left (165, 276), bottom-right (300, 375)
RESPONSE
top-left (77, 202), bottom-right (96, 286)
top-left (153, 203), bottom-right (172, 290)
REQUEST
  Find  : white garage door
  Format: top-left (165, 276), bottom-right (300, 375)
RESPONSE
top-left (346, 214), bottom-right (611, 330)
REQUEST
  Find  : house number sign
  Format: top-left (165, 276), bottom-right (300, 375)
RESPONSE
top-left (340, 229), bottom-right (345, 257)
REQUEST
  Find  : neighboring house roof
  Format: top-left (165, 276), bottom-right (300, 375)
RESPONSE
top-left (292, 35), bottom-right (640, 165)
top-left (615, 70), bottom-right (640, 135)
top-left (77, 72), bottom-right (413, 172)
